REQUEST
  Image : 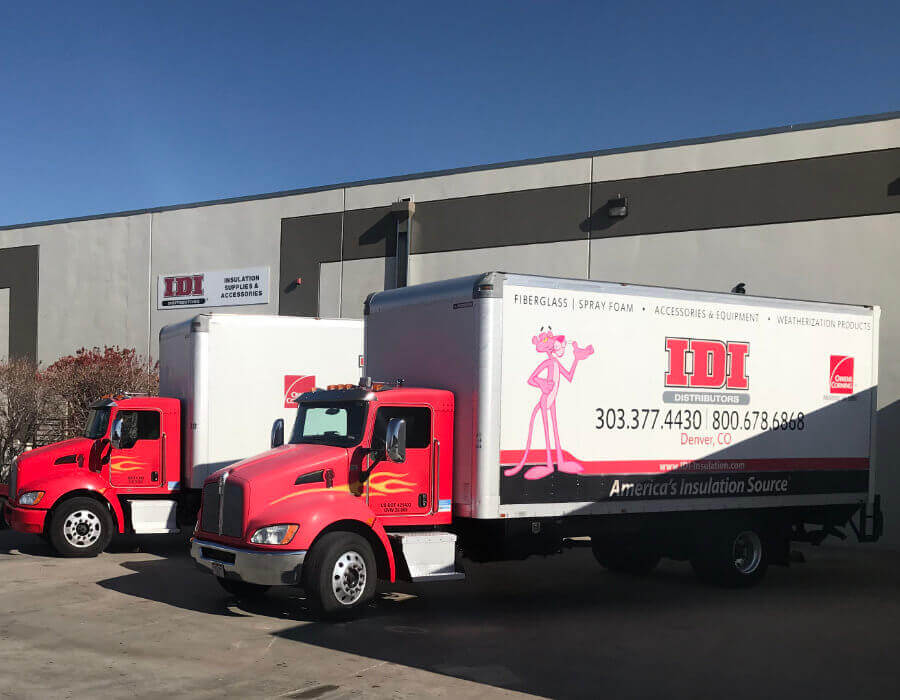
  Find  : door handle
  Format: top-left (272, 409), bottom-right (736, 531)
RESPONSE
top-left (430, 439), bottom-right (440, 515)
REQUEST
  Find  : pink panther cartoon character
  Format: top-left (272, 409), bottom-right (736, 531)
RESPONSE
top-left (504, 327), bottom-right (595, 480)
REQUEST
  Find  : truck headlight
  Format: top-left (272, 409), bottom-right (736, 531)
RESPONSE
top-left (250, 524), bottom-right (299, 545)
top-left (18, 491), bottom-right (45, 506)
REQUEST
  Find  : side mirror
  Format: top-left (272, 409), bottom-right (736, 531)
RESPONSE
top-left (271, 418), bottom-right (285, 448)
top-left (385, 418), bottom-right (406, 463)
top-left (110, 418), bottom-right (124, 450)
top-left (89, 438), bottom-right (111, 472)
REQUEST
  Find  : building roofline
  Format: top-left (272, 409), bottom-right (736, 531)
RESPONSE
top-left (3, 109), bottom-right (899, 232)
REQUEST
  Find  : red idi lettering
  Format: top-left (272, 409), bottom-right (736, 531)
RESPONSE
top-left (665, 338), bottom-right (750, 390)
top-left (163, 274), bottom-right (204, 298)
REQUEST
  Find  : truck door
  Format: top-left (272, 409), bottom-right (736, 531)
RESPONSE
top-left (368, 406), bottom-right (433, 516)
top-left (109, 409), bottom-right (163, 488)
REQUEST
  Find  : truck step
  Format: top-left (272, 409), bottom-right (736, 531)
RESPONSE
top-left (128, 499), bottom-right (179, 534)
top-left (388, 530), bottom-right (465, 583)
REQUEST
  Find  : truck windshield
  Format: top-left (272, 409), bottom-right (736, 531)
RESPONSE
top-left (290, 401), bottom-right (368, 448)
top-left (83, 408), bottom-right (111, 439)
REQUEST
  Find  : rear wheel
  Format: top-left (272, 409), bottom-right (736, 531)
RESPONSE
top-left (691, 523), bottom-right (768, 588)
top-left (591, 537), bottom-right (660, 575)
top-left (216, 578), bottom-right (270, 599)
top-left (49, 497), bottom-right (113, 557)
top-left (303, 532), bottom-right (377, 619)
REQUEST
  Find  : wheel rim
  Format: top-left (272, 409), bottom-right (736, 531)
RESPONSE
top-left (732, 531), bottom-right (762, 574)
top-left (331, 550), bottom-right (367, 606)
top-left (63, 510), bottom-right (102, 548)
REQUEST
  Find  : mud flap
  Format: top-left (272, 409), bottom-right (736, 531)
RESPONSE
top-left (850, 495), bottom-right (883, 543)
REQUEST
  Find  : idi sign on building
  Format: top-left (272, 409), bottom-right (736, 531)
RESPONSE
top-left (157, 266), bottom-right (270, 309)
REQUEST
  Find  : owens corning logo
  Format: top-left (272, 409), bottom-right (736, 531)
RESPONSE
top-left (829, 355), bottom-right (854, 394)
top-left (161, 274), bottom-right (205, 306)
top-left (284, 375), bottom-right (316, 408)
top-left (665, 337), bottom-right (750, 390)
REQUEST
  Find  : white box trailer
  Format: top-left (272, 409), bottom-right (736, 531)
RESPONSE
top-left (2, 313), bottom-right (365, 556)
top-left (365, 273), bottom-right (882, 584)
top-left (160, 313), bottom-right (364, 488)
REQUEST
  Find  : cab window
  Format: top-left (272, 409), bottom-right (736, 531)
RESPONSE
top-left (373, 406), bottom-right (431, 449)
top-left (115, 410), bottom-right (161, 449)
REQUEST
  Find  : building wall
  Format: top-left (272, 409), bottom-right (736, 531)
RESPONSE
top-left (147, 188), bottom-right (343, 357)
top-left (1, 113), bottom-right (899, 544)
top-left (0, 216), bottom-right (150, 364)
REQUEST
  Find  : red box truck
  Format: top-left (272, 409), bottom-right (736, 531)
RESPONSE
top-left (1, 314), bottom-right (363, 556)
top-left (191, 273), bottom-right (882, 617)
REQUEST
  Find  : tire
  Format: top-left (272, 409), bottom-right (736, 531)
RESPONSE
top-left (48, 497), bottom-right (114, 557)
top-left (216, 578), bottom-right (271, 599)
top-left (303, 532), bottom-right (377, 619)
top-left (691, 523), bottom-right (768, 588)
top-left (591, 538), bottom-right (660, 575)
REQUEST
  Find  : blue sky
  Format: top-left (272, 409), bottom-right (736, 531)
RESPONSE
top-left (1, 0), bottom-right (897, 226)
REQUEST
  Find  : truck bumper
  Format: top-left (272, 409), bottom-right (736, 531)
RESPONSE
top-left (191, 538), bottom-right (307, 586)
top-left (7, 505), bottom-right (47, 534)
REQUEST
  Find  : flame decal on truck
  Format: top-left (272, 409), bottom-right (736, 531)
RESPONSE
top-left (366, 471), bottom-right (416, 495)
top-left (109, 458), bottom-right (148, 472)
top-left (269, 484), bottom-right (351, 505)
top-left (266, 471), bottom-right (416, 507)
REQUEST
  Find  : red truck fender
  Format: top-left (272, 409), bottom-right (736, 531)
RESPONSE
top-left (34, 473), bottom-right (126, 534)
top-left (254, 490), bottom-right (396, 582)
top-left (307, 516), bottom-right (397, 583)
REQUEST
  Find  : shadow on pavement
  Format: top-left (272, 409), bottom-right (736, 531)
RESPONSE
top-left (0, 528), bottom-right (55, 556)
top-left (0, 527), bottom-right (191, 558)
top-left (95, 549), bottom-right (319, 620)
top-left (272, 547), bottom-right (900, 700)
top-left (12, 520), bottom-right (896, 700)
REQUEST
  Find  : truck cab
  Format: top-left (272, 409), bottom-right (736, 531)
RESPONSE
top-left (191, 380), bottom-right (460, 616)
top-left (2, 395), bottom-right (183, 555)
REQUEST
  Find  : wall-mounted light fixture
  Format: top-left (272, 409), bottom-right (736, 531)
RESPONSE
top-left (607, 193), bottom-right (628, 218)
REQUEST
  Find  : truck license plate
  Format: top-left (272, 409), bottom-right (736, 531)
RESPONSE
top-left (211, 562), bottom-right (225, 578)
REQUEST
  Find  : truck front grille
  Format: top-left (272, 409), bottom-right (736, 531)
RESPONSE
top-left (222, 480), bottom-right (244, 538)
top-left (200, 481), bottom-right (219, 533)
top-left (199, 474), bottom-right (244, 538)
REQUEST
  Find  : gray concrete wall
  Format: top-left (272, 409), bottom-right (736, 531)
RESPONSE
top-left (0, 288), bottom-right (9, 360)
top-left (0, 215), bottom-right (151, 364)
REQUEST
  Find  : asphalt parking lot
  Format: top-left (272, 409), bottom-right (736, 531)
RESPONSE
top-left (1, 529), bottom-right (898, 700)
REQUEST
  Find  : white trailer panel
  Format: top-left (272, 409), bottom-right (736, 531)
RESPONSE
top-left (160, 314), bottom-right (363, 488)
top-left (365, 273), bottom-right (878, 520)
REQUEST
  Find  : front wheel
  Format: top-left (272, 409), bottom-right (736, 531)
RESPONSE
top-left (48, 497), bottom-right (114, 557)
top-left (303, 532), bottom-right (377, 619)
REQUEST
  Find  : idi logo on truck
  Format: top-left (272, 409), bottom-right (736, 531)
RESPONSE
top-left (830, 355), bottom-right (854, 394)
top-left (665, 338), bottom-right (750, 390)
top-left (284, 375), bottom-right (316, 408)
